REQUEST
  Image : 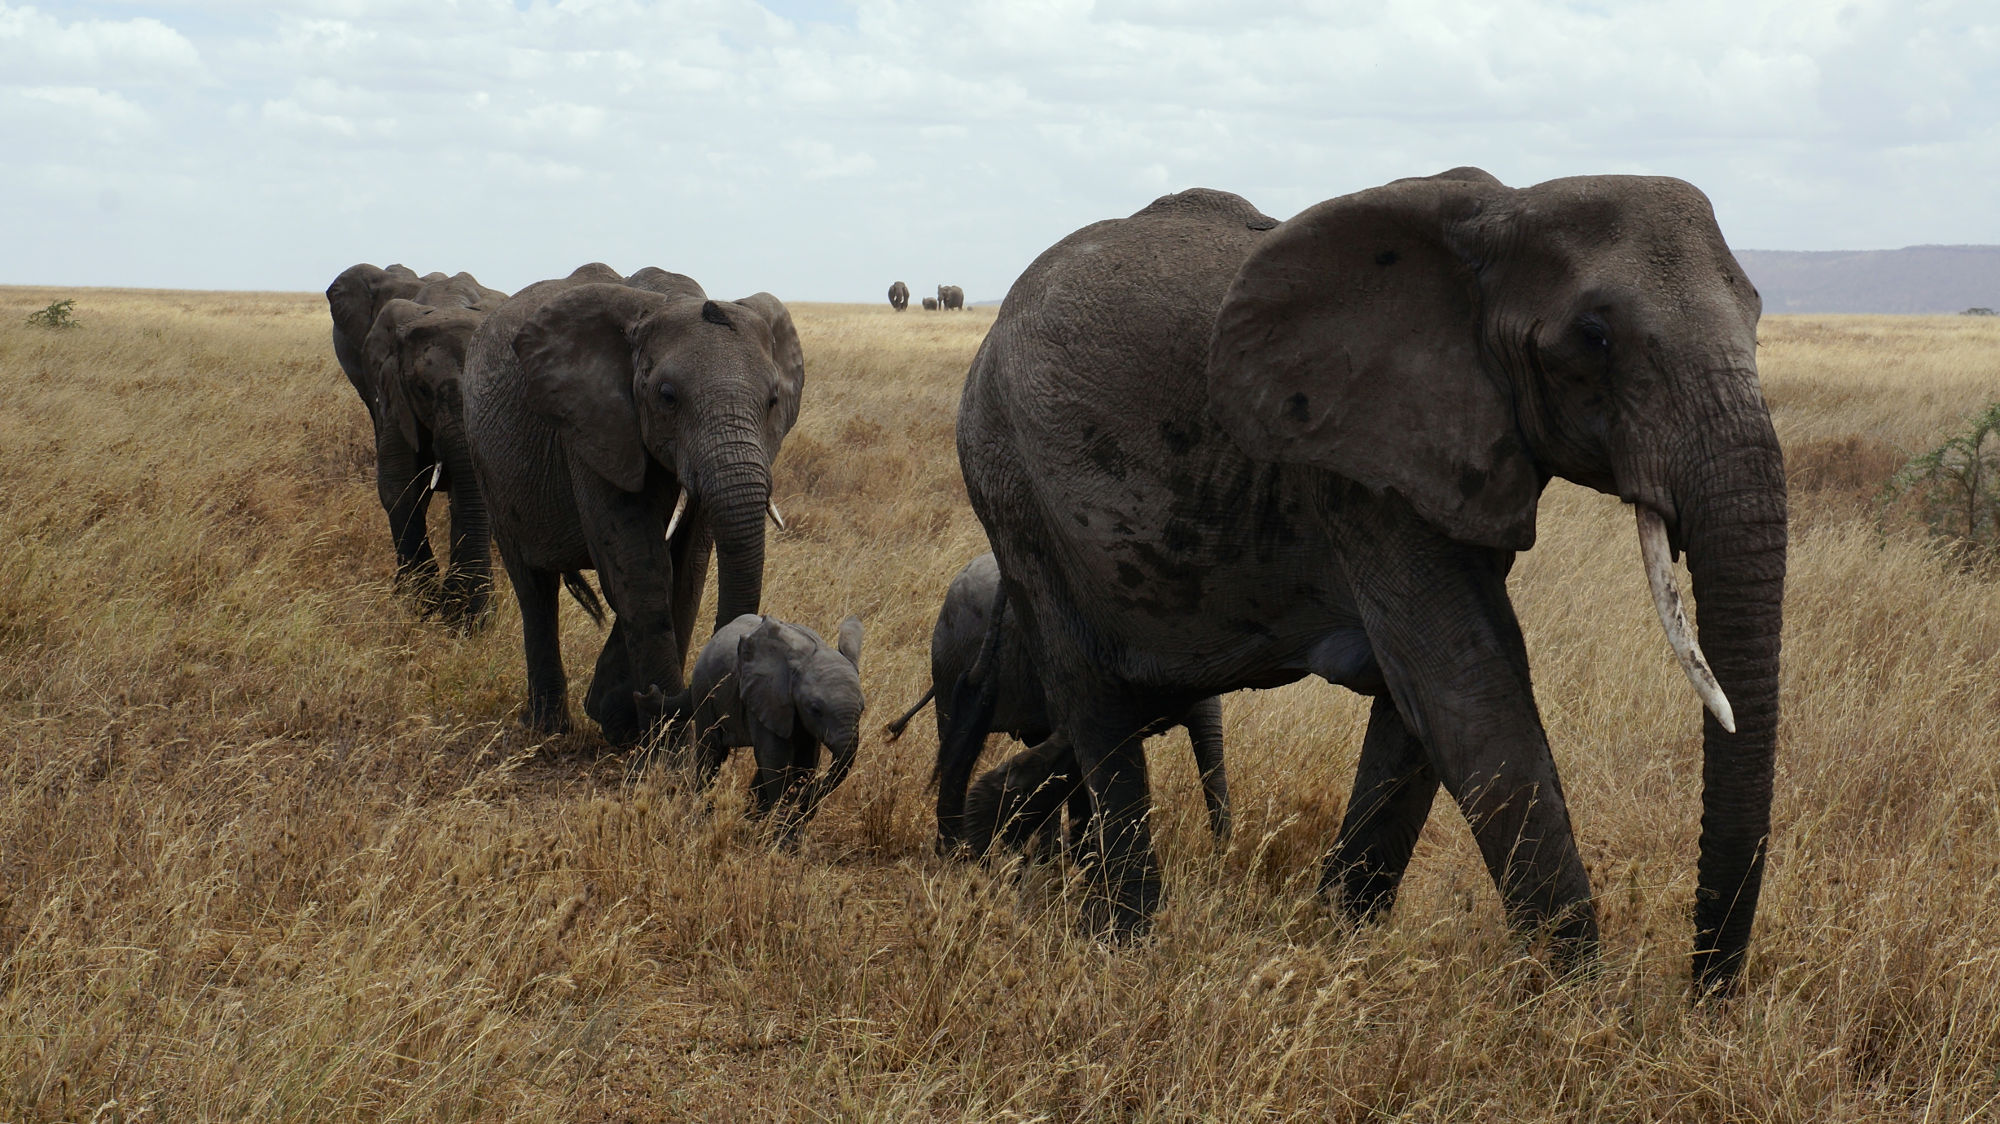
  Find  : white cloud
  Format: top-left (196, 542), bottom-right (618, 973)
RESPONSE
top-left (0, 0), bottom-right (1994, 297)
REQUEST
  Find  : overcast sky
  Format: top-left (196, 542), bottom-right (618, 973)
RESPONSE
top-left (4, 0), bottom-right (1996, 300)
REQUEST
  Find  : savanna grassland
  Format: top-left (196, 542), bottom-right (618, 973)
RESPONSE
top-left (2, 286), bottom-right (1999, 1122)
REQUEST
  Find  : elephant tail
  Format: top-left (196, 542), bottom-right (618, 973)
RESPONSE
top-left (884, 684), bottom-right (936, 740)
top-left (932, 579), bottom-right (1007, 851)
top-left (561, 571), bottom-right (607, 627)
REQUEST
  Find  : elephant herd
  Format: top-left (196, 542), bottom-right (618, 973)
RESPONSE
top-left (331, 164), bottom-right (1788, 996)
top-left (888, 281), bottom-right (963, 312)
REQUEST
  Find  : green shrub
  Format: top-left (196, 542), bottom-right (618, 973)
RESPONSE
top-left (1879, 400), bottom-right (2000, 559)
top-left (25, 298), bottom-right (80, 330)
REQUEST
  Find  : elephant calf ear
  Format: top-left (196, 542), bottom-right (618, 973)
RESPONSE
top-left (732, 293), bottom-right (807, 433)
top-left (512, 283), bottom-right (666, 494)
top-left (738, 618), bottom-right (797, 735)
top-left (836, 615), bottom-right (864, 670)
top-left (1206, 177), bottom-right (1540, 551)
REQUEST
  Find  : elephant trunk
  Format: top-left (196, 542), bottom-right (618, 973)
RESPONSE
top-left (1673, 426), bottom-right (1788, 995)
top-left (437, 418), bottom-right (491, 627)
top-left (698, 433), bottom-right (774, 629)
top-left (802, 718), bottom-right (861, 823)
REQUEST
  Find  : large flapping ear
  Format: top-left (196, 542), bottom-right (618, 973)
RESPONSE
top-left (328, 263), bottom-right (419, 349)
top-left (730, 293), bottom-right (806, 433)
top-left (835, 615), bottom-right (863, 670)
top-left (737, 618), bottom-right (800, 734)
top-left (1207, 173), bottom-right (1540, 551)
top-left (366, 299), bottom-right (426, 449)
top-left (511, 283), bottom-right (668, 493)
top-left (399, 306), bottom-right (480, 403)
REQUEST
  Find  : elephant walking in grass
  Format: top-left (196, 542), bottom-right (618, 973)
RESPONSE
top-left (921, 297), bottom-right (939, 311)
top-left (670, 614), bottom-right (865, 842)
top-left (953, 171), bottom-right (1786, 994)
top-left (465, 264), bottom-right (805, 745)
top-left (328, 265), bottom-right (508, 615)
top-left (888, 553), bottom-right (1229, 854)
top-left (888, 281), bottom-right (910, 311)
top-left (937, 284), bottom-right (964, 311)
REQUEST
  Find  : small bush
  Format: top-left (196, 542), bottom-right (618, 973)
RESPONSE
top-left (25, 298), bottom-right (81, 330)
top-left (1878, 400), bottom-right (2000, 559)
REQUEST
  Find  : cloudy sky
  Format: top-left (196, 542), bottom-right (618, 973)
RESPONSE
top-left (4, 0), bottom-right (1995, 300)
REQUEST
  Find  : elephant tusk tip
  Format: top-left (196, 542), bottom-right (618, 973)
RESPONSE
top-left (665, 488), bottom-right (689, 541)
top-left (766, 500), bottom-right (785, 531)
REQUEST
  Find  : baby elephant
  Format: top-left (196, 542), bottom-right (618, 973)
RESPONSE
top-left (671, 614), bottom-right (865, 837)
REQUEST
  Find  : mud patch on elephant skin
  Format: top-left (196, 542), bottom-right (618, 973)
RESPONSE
top-left (1084, 429), bottom-right (1130, 481)
top-left (1284, 393), bottom-right (1311, 424)
top-left (1158, 417), bottom-right (1201, 456)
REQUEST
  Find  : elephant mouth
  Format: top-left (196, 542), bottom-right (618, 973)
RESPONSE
top-left (1634, 504), bottom-right (1736, 733)
top-left (663, 487), bottom-right (786, 540)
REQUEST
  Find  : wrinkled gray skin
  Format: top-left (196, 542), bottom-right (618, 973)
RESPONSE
top-left (954, 171), bottom-right (1786, 994)
top-left (888, 281), bottom-right (910, 311)
top-left (937, 284), bottom-right (965, 311)
top-left (362, 299), bottom-right (497, 624)
top-left (464, 263), bottom-right (806, 745)
top-left (921, 297), bottom-right (940, 311)
top-left (673, 613), bottom-right (865, 840)
top-left (328, 265), bottom-right (508, 609)
top-left (887, 553), bottom-right (1230, 854)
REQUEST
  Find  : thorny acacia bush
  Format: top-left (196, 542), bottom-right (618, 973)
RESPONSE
top-left (1, 292), bottom-right (1999, 1120)
top-left (24, 298), bottom-right (79, 331)
top-left (1877, 400), bottom-right (2000, 561)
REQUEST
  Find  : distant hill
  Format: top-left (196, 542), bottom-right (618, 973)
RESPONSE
top-left (1735, 246), bottom-right (2000, 314)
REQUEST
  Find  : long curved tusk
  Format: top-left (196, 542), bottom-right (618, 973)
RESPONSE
top-left (766, 500), bottom-right (786, 531)
top-left (1636, 506), bottom-right (1736, 734)
top-left (665, 489), bottom-right (689, 541)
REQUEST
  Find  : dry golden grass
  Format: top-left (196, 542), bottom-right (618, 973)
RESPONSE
top-left (2, 286), bottom-right (1999, 1121)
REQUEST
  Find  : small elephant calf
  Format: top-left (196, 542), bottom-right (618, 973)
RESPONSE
top-left (669, 614), bottom-right (865, 837)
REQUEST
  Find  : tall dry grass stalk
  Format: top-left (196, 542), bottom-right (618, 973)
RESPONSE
top-left (2, 287), bottom-right (1998, 1120)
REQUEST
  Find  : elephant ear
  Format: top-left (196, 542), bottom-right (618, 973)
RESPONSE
top-left (731, 293), bottom-right (806, 433)
top-left (835, 615), bottom-right (863, 670)
top-left (399, 307), bottom-right (479, 415)
top-left (1206, 173), bottom-right (1541, 551)
top-left (366, 299), bottom-right (425, 450)
top-left (511, 283), bottom-right (668, 494)
top-left (737, 618), bottom-right (799, 734)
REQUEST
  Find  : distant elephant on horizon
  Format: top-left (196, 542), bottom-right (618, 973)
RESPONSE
top-left (888, 281), bottom-right (910, 311)
top-left (464, 263), bottom-right (806, 745)
top-left (887, 553), bottom-right (1229, 855)
top-left (937, 284), bottom-right (965, 311)
top-left (921, 297), bottom-right (939, 311)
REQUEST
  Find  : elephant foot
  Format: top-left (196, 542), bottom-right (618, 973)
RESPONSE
top-left (518, 702), bottom-right (570, 737)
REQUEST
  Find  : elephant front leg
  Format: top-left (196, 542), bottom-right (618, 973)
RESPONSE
top-left (1183, 696), bottom-right (1230, 844)
top-left (1338, 512), bottom-right (1598, 963)
top-left (1325, 693), bottom-right (1439, 921)
top-left (575, 481), bottom-right (681, 746)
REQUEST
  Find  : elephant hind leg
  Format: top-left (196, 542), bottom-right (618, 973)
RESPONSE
top-left (506, 555), bottom-right (569, 735)
top-left (1325, 694), bottom-right (1438, 921)
top-left (963, 734), bottom-right (1078, 858)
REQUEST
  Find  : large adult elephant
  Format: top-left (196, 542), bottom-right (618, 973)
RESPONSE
top-left (952, 171), bottom-right (1786, 994)
top-left (362, 299), bottom-right (493, 624)
top-left (888, 281), bottom-right (910, 311)
top-left (464, 263), bottom-right (805, 745)
top-left (329, 266), bottom-right (508, 605)
top-left (938, 284), bottom-right (965, 311)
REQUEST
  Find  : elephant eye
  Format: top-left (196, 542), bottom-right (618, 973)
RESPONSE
top-left (1575, 317), bottom-right (1611, 352)
top-left (766, 392), bottom-right (779, 412)
top-left (658, 381), bottom-right (678, 407)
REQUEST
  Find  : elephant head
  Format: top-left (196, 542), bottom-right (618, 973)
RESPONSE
top-left (738, 615), bottom-right (866, 821)
top-left (328, 263), bottom-right (426, 404)
top-left (509, 281), bottom-right (806, 628)
top-left (1207, 169), bottom-right (1785, 992)
top-left (411, 271), bottom-right (508, 313)
top-left (366, 299), bottom-right (482, 456)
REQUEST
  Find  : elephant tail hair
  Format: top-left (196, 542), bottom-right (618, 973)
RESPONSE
top-left (562, 571), bottom-right (607, 627)
top-left (884, 684), bottom-right (936, 741)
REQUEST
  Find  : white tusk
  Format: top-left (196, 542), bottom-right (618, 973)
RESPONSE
top-left (766, 500), bottom-right (785, 531)
top-left (428, 462), bottom-right (444, 491)
top-left (1636, 506), bottom-right (1736, 734)
top-left (665, 489), bottom-right (688, 541)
